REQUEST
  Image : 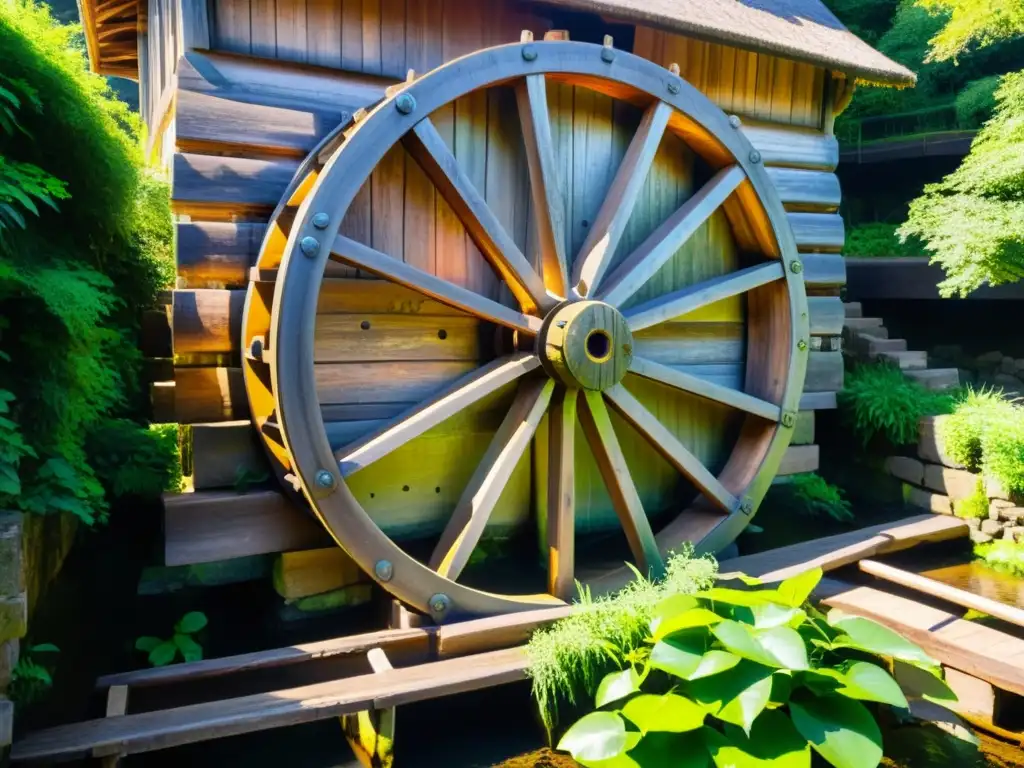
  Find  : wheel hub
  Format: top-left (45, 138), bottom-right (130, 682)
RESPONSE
top-left (539, 301), bottom-right (633, 391)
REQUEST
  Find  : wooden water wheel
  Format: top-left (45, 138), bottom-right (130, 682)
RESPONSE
top-left (243, 37), bottom-right (808, 622)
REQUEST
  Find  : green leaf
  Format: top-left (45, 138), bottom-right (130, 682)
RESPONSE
top-left (712, 621), bottom-right (781, 668)
top-left (175, 611), bottom-right (208, 634)
top-left (789, 692), bottom-right (883, 768)
top-left (893, 661), bottom-right (958, 706)
top-left (828, 615), bottom-right (937, 666)
top-left (172, 633), bottom-right (204, 663)
top-left (0, 464), bottom-right (20, 495)
top-left (29, 643), bottom-right (59, 654)
top-left (689, 650), bottom-right (742, 681)
top-left (649, 639), bottom-right (739, 681)
top-left (628, 732), bottom-right (711, 768)
top-left (650, 594), bottom-right (700, 636)
top-left (596, 667), bottom-right (641, 708)
top-left (621, 693), bottom-right (706, 734)
top-left (776, 568), bottom-right (822, 608)
top-left (148, 640), bottom-right (178, 667)
top-left (707, 711), bottom-right (812, 767)
top-left (558, 711), bottom-right (628, 764)
top-left (135, 636), bottom-right (162, 653)
top-left (702, 587), bottom-right (781, 608)
top-left (756, 627), bottom-right (809, 671)
top-left (750, 604), bottom-right (806, 630)
top-left (652, 607), bottom-right (723, 640)
top-left (689, 661), bottom-right (775, 734)
top-left (815, 662), bottom-right (908, 708)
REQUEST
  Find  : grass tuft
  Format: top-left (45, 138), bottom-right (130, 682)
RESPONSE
top-left (975, 539), bottom-right (1024, 577)
top-left (953, 477), bottom-right (990, 520)
top-left (525, 548), bottom-right (717, 736)
top-left (939, 388), bottom-right (1014, 472)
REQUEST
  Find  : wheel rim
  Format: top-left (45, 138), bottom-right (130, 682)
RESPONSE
top-left (261, 40), bottom-right (808, 622)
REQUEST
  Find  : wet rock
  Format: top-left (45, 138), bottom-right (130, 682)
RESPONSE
top-left (965, 517), bottom-right (981, 531)
top-left (977, 351), bottom-right (1005, 366)
top-left (970, 529), bottom-right (994, 544)
top-left (1001, 357), bottom-right (1018, 374)
top-left (999, 507), bottom-right (1024, 523)
top-left (981, 518), bottom-right (1004, 536)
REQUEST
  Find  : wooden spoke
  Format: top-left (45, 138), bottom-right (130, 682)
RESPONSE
top-left (331, 235), bottom-right (543, 336)
top-left (629, 357), bottom-right (781, 423)
top-left (598, 165), bottom-right (746, 308)
top-left (337, 354), bottom-right (540, 477)
top-left (515, 75), bottom-right (569, 298)
top-left (430, 379), bottom-right (555, 580)
top-left (578, 390), bottom-right (665, 578)
top-left (547, 387), bottom-right (577, 600)
top-left (403, 118), bottom-right (555, 314)
top-left (624, 261), bottom-right (785, 332)
top-left (603, 384), bottom-right (739, 515)
top-left (571, 100), bottom-right (673, 297)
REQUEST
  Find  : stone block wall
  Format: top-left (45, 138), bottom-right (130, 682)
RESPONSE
top-left (887, 416), bottom-right (1022, 544)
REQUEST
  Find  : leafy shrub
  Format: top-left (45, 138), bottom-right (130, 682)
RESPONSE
top-left (938, 388), bottom-right (1024, 496)
top-left (550, 568), bottom-right (968, 768)
top-left (953, 477), bottom-right (989, 520)
top-left (89, 421), bottom-right (182, 497)
top-left (9, 642), bottom-right (59, 706)
top-left (839, 362), bottom-right (956, 447)
top-left (0, 1), bottom-right (175, 523)
top-left (135, 611), bottom-right (208, 667)
top-left (844, 223), bottom-right (926, 258)
top-left (785, 473), bottom-right (853, 523)
top-left (975, 539), bottom-right (1024, 577)
top-left (955, 75), bottom-right (1000, 127)
top-left (527, 549), bottom-right (717, 734)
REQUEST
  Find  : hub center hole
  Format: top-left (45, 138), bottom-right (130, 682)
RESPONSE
top-left (586, 329), bottom-right (612, 362)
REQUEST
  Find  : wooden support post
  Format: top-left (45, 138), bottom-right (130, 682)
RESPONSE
top-left (95, 685), bottom-right (129, 766)
top-left (341, 648), bottom-right (396, 768)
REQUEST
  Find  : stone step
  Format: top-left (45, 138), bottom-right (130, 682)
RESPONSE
top-left (905, 368), bottom-right (960, 390)
top-left (844, 317), bottom-right (884, 331)
top-left (857, 335), bottom-right (906, 355)
top-left (844, 302), bottom-right (862, 318)
top-left (876, 350), bottom-right (929, 370)
top-left (844, 324), bottom-right (889, 341)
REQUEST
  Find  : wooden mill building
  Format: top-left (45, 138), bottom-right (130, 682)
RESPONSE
top-left (76, 0), bottom-right (914, 621)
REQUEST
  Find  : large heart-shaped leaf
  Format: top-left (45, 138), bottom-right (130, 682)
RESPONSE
top-left (650, 594), bottom-right (700, 637)
top-left (689, 650), bottom-right (742, 681)
top-left (621, 693), bottom-right (706, 734)
top-left (750, 604), bottom-right (807, 630)
top-left (893, 661), bottom-right (957, 707)
top-left (789, 692), bottom-right (883, 768)
top-left (776, 568), bottom-right (822, 608)
top-left (711, 710), bottom-right (812, 767)
top-left (690, 661), bottom-right (775, 734)
top-left (628, 732), bottom-right (712, 767)
top-left (756, 627), bottom-right (809, 671)
top-left (828, 615), bottom-right (936, 666)
top-left (596, 668), bottom-right (641, 708)
top-left (652, 608), bottom-right (724, 641)
top-left (650, 639), bottom-right (739, 682)
top-left (558, 711), bottom-right (628, 764)
top-left (712, 621), bottom-right (781, 668)
top-left (819, 662), bottom-right (908, 708)
top-left (702, 587), bottom-right (782, 609)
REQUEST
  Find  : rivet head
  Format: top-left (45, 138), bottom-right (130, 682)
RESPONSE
top-left (429, 593), bottom-right (451, 614)
top-left (315, 469), bottom-right (335, 489)
top-left (728, 115), bottom-right (742, 129)
top-left (300, 236), bottom-right (320, 258)
top-left (740, 500), bottom-right (753, 515)
top-left (667, 79), bottom-right (681, 95)
top-left (374, 560), bottom-right (394, 582)
top-left (782, 412), bottom-right (795, 428)
top-left (249, 337), bottom-right (264, 361)
top-left (312, 212), bottom-right (330, 230)
top-left (395, 92), bottom-right (417, 115)
top-left (522, 45), bottom-right (537, 61)
top-left (790, 260), bottom-right (804, 274)
top-left (749, 149), bottom-right (762, 164)
top-left (601, 47), bottom-right (615, 63)
top-left (797, 339), bottom-right (808, 351)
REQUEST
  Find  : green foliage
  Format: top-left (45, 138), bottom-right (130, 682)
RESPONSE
top-left (938, 387), bottom-right (1024, 496)
top-left (0, 0), bottom-right (175, 523)
top-left (526, 549), bottom-right (718, 734)
top-left (135, 611), bottom-right (208, 667)
top-left (953, 477), bottom-right (989, 520)
top-left (974, 539), bottom-right (1024, 577)
top-left (955, 75), bottom-right (1000, 127)
top-left (838, 362), bottom-right (956, 447)
top-left (783, 474), bottom-right (854, 523)
top-left (917, 0), bottom-right (1024, 62)
top-left (899, 70), bottom-right (1024, 297)
top-left (9, 642), bottom-right (59, 706)
top-left (89, 421), bottom-right (182, 497)
top-left (822, 0), bottom-right (900, 45)
top-left (844, 223), bottom-right (926, 258)
top-left (550, 568), bottom-right (970, 768)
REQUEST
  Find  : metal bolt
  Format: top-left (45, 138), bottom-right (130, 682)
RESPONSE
top-left (249, 337), bottom-right (264, 361)
top-left (789, 260), bottom-right (804, 274)
top-left (601, 47), bottom-right (615, 63)
top-left (797, 339), bottom-right (808, 351)
top-left (315, 469), bottom-right (335, 489)
top-left (522, 45), bottom-right (537, 61)
top-left (300, 236), bottom-right (320, 258)
top-left (312, 212), bottom-right (330, 230)
top-left (429, 593), bottom-right (451, 614)
top-left (395, 93), bottom-right (417, 115)
top-left (728, 115), bottom-right (742, 129)
top-left (374, 560), bottom-right (394, 582)
top-left (740, 500), bottom-right (753, 515)
top-left (667, 79), bottom-right (681, 95)
top-left (749, 149), bottom-right (762, 164)
top-left (782, 412), bottom-right (795, 428)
